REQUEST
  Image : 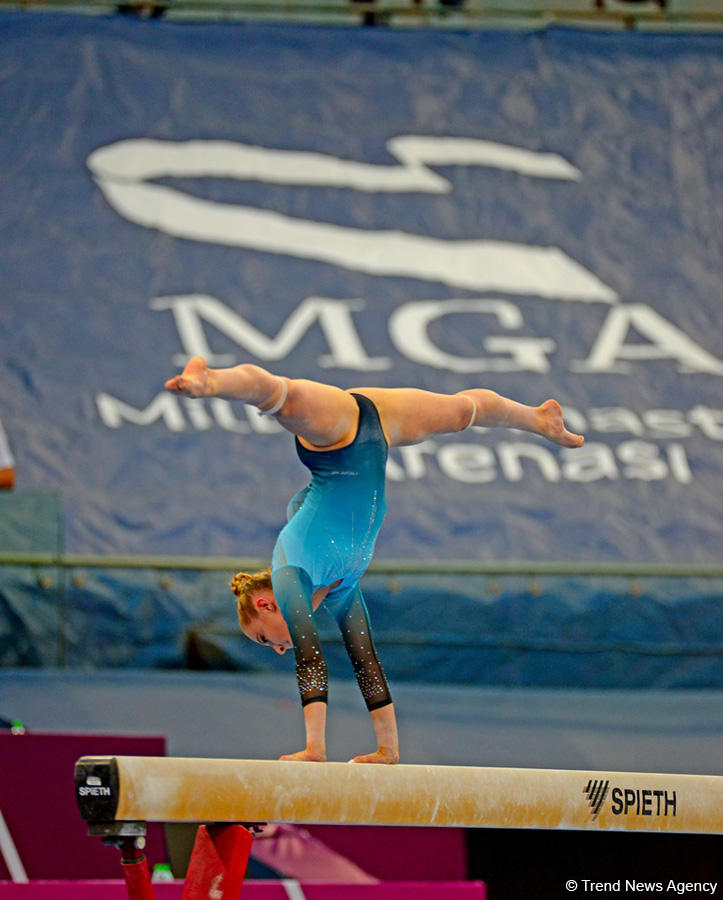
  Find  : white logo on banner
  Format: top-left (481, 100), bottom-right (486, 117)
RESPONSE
top-left (90, 135), bottom-right (722, 487)
top-left (87, 136), bottom-right (616, 302)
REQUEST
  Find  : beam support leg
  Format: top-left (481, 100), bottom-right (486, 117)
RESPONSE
top-left (118, 837), bottom-right (156, 900)
top-left (181, 824), bottom-right (254, 900)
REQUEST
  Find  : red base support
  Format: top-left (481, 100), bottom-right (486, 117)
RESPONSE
top-left (120, 846), bottom-right (156, 900)
top-left (181, 825), bottom-right (254, 900)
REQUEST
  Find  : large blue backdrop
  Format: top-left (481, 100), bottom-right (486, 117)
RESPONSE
top-left (2, 14), bottom-right (722, 562)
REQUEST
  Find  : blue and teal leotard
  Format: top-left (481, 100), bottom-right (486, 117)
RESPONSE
top-left (270, 393), bottom-right (393, 711)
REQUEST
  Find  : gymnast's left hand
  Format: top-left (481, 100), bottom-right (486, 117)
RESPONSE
top-left (349, 748), bottom-right (399, 765)
top-left (280, 748), bottom-right (327, 762)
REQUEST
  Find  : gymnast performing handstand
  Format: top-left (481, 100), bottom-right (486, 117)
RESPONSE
top-left (165, 358), bottom-right (584, 766)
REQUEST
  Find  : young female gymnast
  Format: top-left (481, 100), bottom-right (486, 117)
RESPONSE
top-left (165, 357), bottom-right (584, 765)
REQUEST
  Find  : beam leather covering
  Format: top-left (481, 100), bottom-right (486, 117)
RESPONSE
top-left (75, 756), bottom-right (723, 835)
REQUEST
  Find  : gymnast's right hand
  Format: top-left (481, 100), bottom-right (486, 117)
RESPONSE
top-left (280, 747), bottom-right (326, 762)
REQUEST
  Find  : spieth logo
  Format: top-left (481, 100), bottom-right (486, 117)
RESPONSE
top-left (583, 779), bottom-right (677, 820)
top-left (78, 774), bottom-right (112, 797)
top-left (583, 779), bottom-right (610, 818)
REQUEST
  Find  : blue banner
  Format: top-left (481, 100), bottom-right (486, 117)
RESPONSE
top-left (1, 14), bottom-right (722, 562)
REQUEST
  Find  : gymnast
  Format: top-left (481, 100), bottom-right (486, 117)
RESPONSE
top-left (165, 357), bottom-right (584, 765)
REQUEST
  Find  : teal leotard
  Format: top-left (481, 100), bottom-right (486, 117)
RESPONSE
top-left (270, 393), bottom-right (392, 711)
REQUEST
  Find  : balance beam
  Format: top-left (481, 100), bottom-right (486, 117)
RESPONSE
top-left (75, 756), bottom-right (723, 835)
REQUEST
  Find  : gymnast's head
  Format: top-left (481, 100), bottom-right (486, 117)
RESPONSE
top-left (231, 569), bottom-right (292, 655)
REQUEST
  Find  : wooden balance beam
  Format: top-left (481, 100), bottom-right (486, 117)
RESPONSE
top-left (75, 756), bottom-right (723, 836)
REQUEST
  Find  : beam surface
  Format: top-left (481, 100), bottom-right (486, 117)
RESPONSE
top-left (75, 756), bottom-right (723, 835)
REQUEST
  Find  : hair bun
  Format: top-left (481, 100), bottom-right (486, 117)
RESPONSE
top-left (230, 572), bottom-right (251, 595)
top-left (231, 568), bottom-right (272, 624)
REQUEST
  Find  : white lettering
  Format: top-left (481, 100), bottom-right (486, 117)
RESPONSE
top-left (588, 408), bottom-right (644, 435)
top-left (666, 882), bottom-right (718, 896)
top-left (245, 405), bottom-right (284, 434)
top-left (210, 398), bottom-right (250, 433)
top-left (616, 440), bottom-right (668, 481)
top-left (147, 294), bottom-right (721, 379)
top-left (666, 443), bottom-right (693, 484)
top-left (389, 299), bottom-right (556, 372)
top-left (183, 397), bottom-right (213, 431)
top-left (94, 395), bottom-right (701, 488)
top-left (561, 406), bottom-right (721, 442)
top-left (437, 443), bottom-right (496, 483)
top-left (397, 441), bottom-right (437, 480)
top-left (151, 294), bottom-right (390, 371)
top-left (385, 455), bottom-right (406, 482)
top-left (78, 786), bottom-right (112, 797)
top-left (689, 406), bottom-right (723, 440)
top-left (497, 442), bottom-right (561, 482)
top-left (97, 391), bottom-right (186, 431)
top-left (643, 409), bottom-right (692, 438)
top-left (559, 406), bottom-right (588, 435)
top-left (560, 444), bottom-right (619, 483)
top-left (574, 304), bottom-right (723, 375)
top-left (402, 441), bottom-right (693, 484)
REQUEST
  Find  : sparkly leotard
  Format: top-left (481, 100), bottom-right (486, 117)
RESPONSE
top-left (270, 393), bottom-right (392, 711)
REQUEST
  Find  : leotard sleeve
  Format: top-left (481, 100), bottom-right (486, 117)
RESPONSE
top-left (330, 585), bottom-right (392, 712)
top-left (271, 565), bottom-right (328, 707)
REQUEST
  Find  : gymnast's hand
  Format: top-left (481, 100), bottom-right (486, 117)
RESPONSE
top-left (350, 705), bottom-right (399, 764)
top-left (280, 747), bottom-right (327, 762)
top-left (349, 747), bottom-right (399, 765)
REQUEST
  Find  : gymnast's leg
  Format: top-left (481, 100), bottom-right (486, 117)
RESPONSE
top-left (165, 357), bottom-right (583, 450)
top-left (165, 357), bottom-right (359, 449)
top-left (353, 386), bottom-right (584, 449)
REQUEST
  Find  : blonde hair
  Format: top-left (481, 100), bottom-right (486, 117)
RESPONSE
top-left (230, 568), bottom-right (272, 628)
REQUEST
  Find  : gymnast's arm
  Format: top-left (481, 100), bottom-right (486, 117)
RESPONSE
top-left (271, 565), bottom-right (329, 762)
top-left (333, 587), bottom-right (399, 764)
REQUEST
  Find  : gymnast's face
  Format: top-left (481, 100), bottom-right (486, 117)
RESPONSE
top-left (243, 592), bottom-right (293, 655)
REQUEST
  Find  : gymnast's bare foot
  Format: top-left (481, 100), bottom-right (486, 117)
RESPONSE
top-left (165, 356), bottom-right (214, 397)
top-left (537, 399), bottom-right (584, 448)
